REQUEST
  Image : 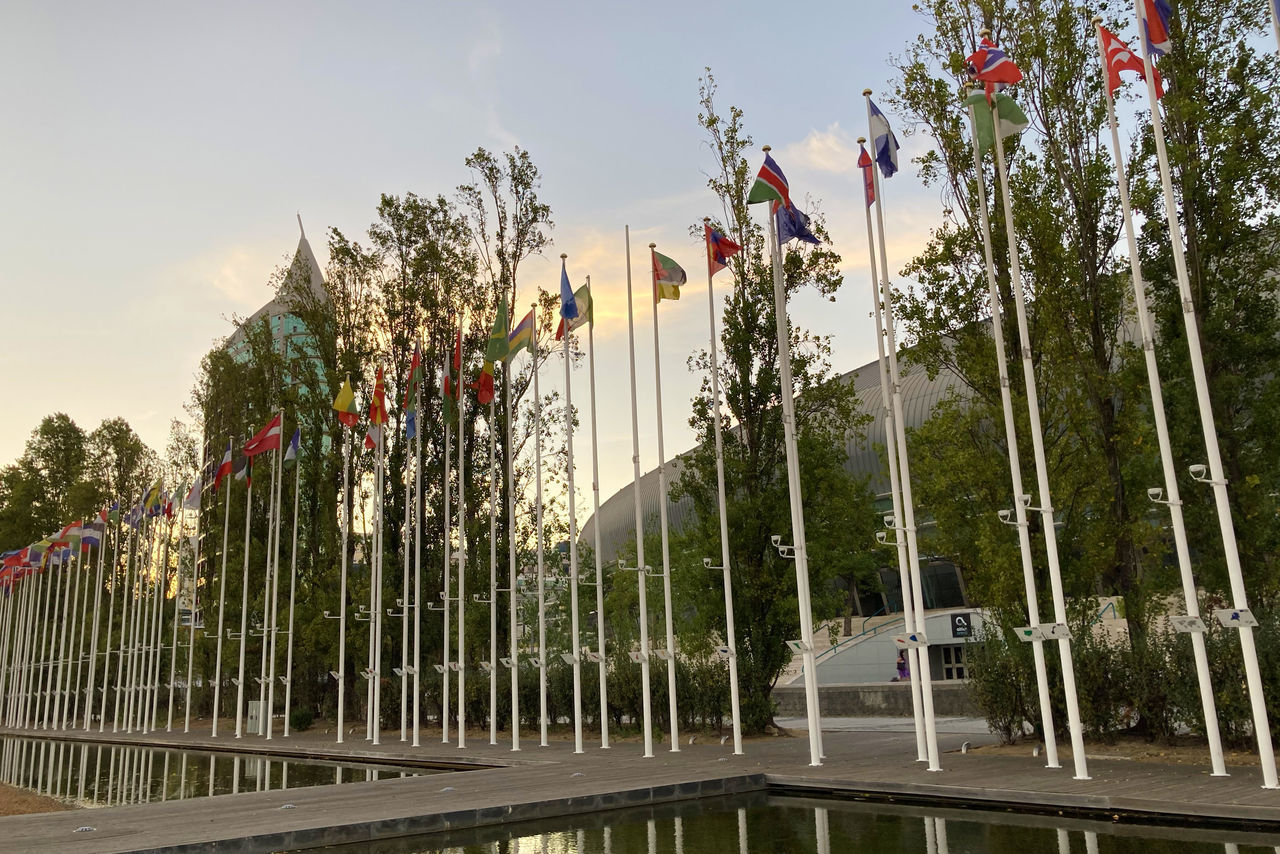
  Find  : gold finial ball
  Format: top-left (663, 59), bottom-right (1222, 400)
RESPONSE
top-left (979, 27), bottom-right (991, 37)
top-left (560, 253), bottom-right (567, 260)
top-left (857, 136), bottom-right (866, 144)
top-left (703, 216), bottom-right (711, 223)
top-left (648, 242), bottom-right (657, 249)
top-left (1090, 14), bottom-right (1102, 23)
top-left (862, 88), bottom-right (872, 96)
top-left (762, 145), bottom-right (771, 152)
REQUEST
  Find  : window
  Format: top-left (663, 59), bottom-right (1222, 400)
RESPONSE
top-left (941, 645), bottom-right (966, 680)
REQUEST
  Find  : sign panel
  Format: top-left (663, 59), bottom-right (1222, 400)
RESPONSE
top-left (891, 632), bottom-right (928, 649)
top-left (951, 612), bottom-right (973, 638)
top-left (1169, 615), bottom-right (1207, 634)
top-left (1214, 608), bottom-right (1259, 629)
top-left (1015, 626), bottom-right (1045, 642)
top-left (1043, 623), bottom-right (1073, 640)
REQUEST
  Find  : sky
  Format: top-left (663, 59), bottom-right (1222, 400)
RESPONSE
top-left (0, 1), bottom-right (944, 505)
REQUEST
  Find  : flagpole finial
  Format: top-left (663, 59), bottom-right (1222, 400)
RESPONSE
top-left (1090, 14), bottom-right (1101, 23)
top-left (857, 136), bottom-right (866, 144)
top-left (560, 253), bottom-right (567, 260)
top-left (862, 88), bottom-right (872, 96)
top-left (979, 27), bottom-right (991, 38)
top-left (703, 217), bottom-right (710, 224)
top-left (761, 145), bottom-right (771, 152)
top-left (648, 242), bottom-right (657, 249)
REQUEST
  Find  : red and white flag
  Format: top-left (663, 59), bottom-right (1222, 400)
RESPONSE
top-left (244, 412), bottom-right (283, 457)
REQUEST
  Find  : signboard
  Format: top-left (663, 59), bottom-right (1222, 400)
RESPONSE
top-left (1014, 626), bottom-right (1045, 642)
top-left (951, 612), bottom-right (973, 639)
top-left (1043, 623), bottom-right (1073, 640)
top-left (1169, 615), bottom-right (1207, 634)
top-left (891, 632), bottom-right (928, 650)
top-left (1214, 608), bottom-right (1259, 629)
top-left (628, 650), bottom-right (644, 663)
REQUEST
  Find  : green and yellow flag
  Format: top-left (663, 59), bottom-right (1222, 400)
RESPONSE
top-left (651, 249), bottom-right (687, 303)
top-left (333, 376), bottom-right (359, 428)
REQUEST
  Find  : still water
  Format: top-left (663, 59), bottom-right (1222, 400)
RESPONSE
top-left (0, 734), bottom-right (440, 808)
top-left (303, 793), bottom-right (1280, 854)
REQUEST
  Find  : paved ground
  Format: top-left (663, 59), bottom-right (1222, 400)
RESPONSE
top-left (0, 718), bottom-right (1279, 852)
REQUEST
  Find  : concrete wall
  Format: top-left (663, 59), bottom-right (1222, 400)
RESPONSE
top-left (816, 610), bottom-right (985, 686)
top-left (773, 681), bottom-right (979, 718)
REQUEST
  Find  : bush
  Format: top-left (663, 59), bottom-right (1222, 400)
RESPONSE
top-left (289, 706), bottom-right (315, 732)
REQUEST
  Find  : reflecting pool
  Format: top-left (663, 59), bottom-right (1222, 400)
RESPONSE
top-left (0, 734), bottom-right (442, 808)
top-left (302, 792), bottom-right (1280, 854)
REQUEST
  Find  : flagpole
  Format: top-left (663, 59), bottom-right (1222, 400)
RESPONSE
top-left (504, 341), bottom-right (520, 752)
top-left (374, 405), bottom-right (386, 746)
top-left (51, 552), bottom-right (74, 730)
top-left (648, 243), bottom-right (680, 754)
top-left (122, 521), bottom-right (145, 733)
top-left (1273, 0), bottom-right (1280, 54)
top-left (255, 447), bottom-right (276, 737)
top-left (166, 507), bottom-right (183, 731)
top-left (282, 432), bottom-right (302, 736)
top-left (487, 396), bottom-right (498, 746)
top-left (861, 97), bottom-right (940, 772)
top-left (702, 222), bottom-right (743, 756)
top-left (413, 371), bottom-right (424, 748)
top-left (112, 527), bottom-right (135, 733)
top-left (147, 517), bottom-right (169, 730)
top-left (585, 276), bottom-right (609, 749)
top-left (959, 104), bottom-right (1060, 770)
top-left (623, 225), bottom-right (655, 759)
top-left (211, 453), bottom-right (233, 739)
top-left (561, 254), bottom-right (585, 756)
top-left (1092, 17), bottom-right (1226, 777)
top-left (457, 317), bottom-right (469, 751)
top-left (403, 410), bottom-right (413, 743)
top-left (266, 413), bottom-right (286, 739)
top-left (185, 477), bottom-right (203, 734)
top-left (234, 461), bottom-right (254, 739)
top-left (68, 542), bottom-right (89, 728)
top-left (1135, 6), bottom-right (1276, 788)
top-left (441, 350), bottom-right (453, 746)
top-left (532, 301), bottom-right (548, 749)
top-left (337, 421), bottom-right (351, 744)
top-left (986, 72), bottom-right (1089, 780)
top-left (762, 148), bottom-right (823, 767)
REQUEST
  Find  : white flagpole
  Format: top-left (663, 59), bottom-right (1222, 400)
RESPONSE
top-left (166, 508), bottom-right (183, 731)
top-left (504, 343), bottom-right (520, 752)
top-left (762, 147), bottom-right (823, 767)
top-left (986, 73), bottom-right (1090, 780)
top-left (413, 374), bottom-right (423, 748)
top-left (211, 456), bottom-right (232, 738)
top-left (647, 243), bottom-right (680, 753)
top-left (441, 350), bottom-right (453, 745)
top-left (1135, 3), bottom-right (1276, 787)
top-left (234, 463), bottom-right (255, 738)
top-left (148, 517), bottom-right (170, 730)
top-left (533, 302), bottom-right (548, 748)
top-left (336, 422), bottom-right (351, 744)
top-left (585, 276), bottom-right (609, 749)
top-left (1093, 17), bottom-right (1226, 777)
top-left (457, 318), bottom-right (469, 750)
top-left (122, 523), bottom-right (145, 733)
top-left (1272, 0), bottom-right (1280, 54)
top-left (403, 411), bottom-right (413, 743)
top-left (623, 225), bottom-right (655, 759)
top-left (959, 104), bottom-right (1060, 769)
top-left (487, 396), bottom-right (498, 746)
top-left (68, 543), bottom-right (89, 728)
top-left (112, 528), bottom-right (134, 733)
top-left (266, 415), bottom-right (286, 739)
top-left (254, 448), bottom-right (276, 736)
top-left (861, 95), bottom-right (940, 772)
top-left (701, 221), bottom-right (743, 756)
top-left (373, 409), bottom-right (386, 745)
top-left (282, 432), bottom-right (302, 736)
top-left (50, 553), bottom-right (74, 729)
top-left (185, 481), bottom-right (202, 734)
top-left (562, 254), bottom-right (585, 755)
top-left (852, 169), bottom-right (926, 762)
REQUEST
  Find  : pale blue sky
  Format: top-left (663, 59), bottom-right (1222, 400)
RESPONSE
top-left (0, 1), bottom-right (940, 501)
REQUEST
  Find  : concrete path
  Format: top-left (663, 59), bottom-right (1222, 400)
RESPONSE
top-left (0, 720), bottom-right (1278, 852)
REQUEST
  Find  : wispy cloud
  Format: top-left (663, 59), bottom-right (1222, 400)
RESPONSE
top-left (778, 123), bottom-right (861, 176)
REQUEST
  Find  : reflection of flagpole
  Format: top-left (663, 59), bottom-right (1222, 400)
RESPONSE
top-left (624, 226), bottom-right (654, 758)
top-left (211, 473), bottom-right (232, 739)
top-left (986, 69), bottom-right (1089, 780)
top-left (1092, 19), bottom-right (1225, 777)
top-left (561, 254), bottom-right (584, 755)
top-left (762, 147), bottom-right (822, 767)
top-left (647, 243), bottom-right (679, 753)
top-left (853, 167), bottom-right (925, 761)
top-left (505, 337), bottom-right (520, 752)
top-left (1135, 5), bottom-right (1276, 788)
top-left (585, 276), bottom-right (609, 749)
top-left (861, 93), bottom-right (939, 772)
top-left (533, 302), bottom-right (548, 748)
top-left (701, 221), bottom-right (742, 756)
top-left (282, 433), bottom-right (302, 736)
top-left (958, 104), bottom-right (1059, 770)
top-left (456, 320), bottom-right (468, 750)
top-left (441, 351), bottom-right (452, 746)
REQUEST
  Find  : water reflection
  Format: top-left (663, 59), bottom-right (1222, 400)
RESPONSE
top-left (0, 734), bottom-right (431, 808)
top-left (298, 793), bottom-right (1280, 854)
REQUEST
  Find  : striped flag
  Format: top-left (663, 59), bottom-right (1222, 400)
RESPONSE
top-left (651, 249), bottom-right (687, 303)
top-left (747, 152), bottom-right (792, 207)
top-left (244, 412), bottom-right (283, 457)
top-left (213, 441), bottom-right (233, 492)
top-left (1139, 0), bottom-right (1173, 56)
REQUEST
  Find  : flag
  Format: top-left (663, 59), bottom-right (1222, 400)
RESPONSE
top-left (244, 412), bottom-right (283, 457)
top-left (705, 224), bottom-right (741, 278)
top-left (559, 260), bottom-right (579, 320)
top-left (364, 423), bottom-right (382, 451)
top-left (333, 376), bottom-right (360, 428)
top-left (369, 367), bottom-right (388, 426)
top-left (233, 455), bottom-right (251, 488)
top-left (406, 410), bottom-right (417, 440)
top-left (82, 521), bottom-right (104, 549)
top-left (652, 249), bottom-right (687, 302)
top-left (214, 441), bottom-right (233, 492)
top-left (747, 152), bottom-right (792, 207)
top-left (404, 340), bottom-right (424, 412)
top-left (966, 36), bottom-right (1024, 101)
top-left (443, 327), bottom-right (462, 422)
top-left (869, 99), bottom-right (900, 177)
top-left (775, 200), bottom-right (821, 245)
top-left (857, 145), bottom-right (876, 207)
top-left (144, 480), bottom-right (163, 514)
top-left (59, 522), bottom-right (83, 554)
top-left (1099, 23), bottom-right (1164, 97)
top-left (283, 429), bottom-right (301, 467)
top-left (555, 284), bottom-right (593, 340)
top-left (1139, 0), bottom-right (1172, 56)
top-left (184, 476), bottom-right (203, 510)
top-left (475, 294), bottom-right (510, 405)
top-left (965, 91), bottom-right (1030, 154)
top-left (162, 490), bottom-right (175, 519)
top-left (507, 310), bottom-right (535, 358)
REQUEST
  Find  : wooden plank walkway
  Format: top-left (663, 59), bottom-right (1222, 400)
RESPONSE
top-left (0, 721), bottom-right (1277, 852)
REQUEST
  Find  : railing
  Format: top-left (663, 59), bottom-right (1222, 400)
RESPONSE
top-left (1090, 600), bottom-right (1118, 626)
top-left (803, 613), bottom-right (906, 676)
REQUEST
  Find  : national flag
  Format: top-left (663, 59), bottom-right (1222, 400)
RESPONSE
top-left (966, 36), bottom-right (1024, 101)
top-left (747, 152), bottom-right (792, 207)
top-left (364, 423), bottom-right (382, 452)
top-left (283, 429), bottom-right (301, 467)
top-left (404, 340), bottom-right (424, 412)
top-left (705, 224), bottom-right (741, 278)
top-left (1139, 0), bottom-right (1172, 56)
top-left (507, 310), bottom-right (535, 358)
top-left (556, 284), bottom-right (593, 340)
top-left (964, 91), bottom-right (1030, 154)
top-left (214, 441), bottom-right (233, 492)
top-left (652, 249), bottom-right (687, 303)
top-left (869, 99), bottom-right (900, 178)
top-left (443, 327), bottom-right (463, 422)
top-left (233, 455), bottom-right (251, 488)
top-left (559, 260), bottom-right (579, 321)
top-left (333, 376), bottom-right (360, 428)
top-left (475, 294), bottom-right (510, 405)
top-left (184, 476), bottom-right (203, 510)
top-left (59, 522), bottom-right (84, 554)
top-left (162, 491), bottom-right (175, 519)
top-left (369, 367), bottom-right (388, 426)
top-left (244, 412), bottom-right (283, 457)
top-left (82, 521), bottom-right (104, 549)
top-left (406, 410), bottom-right (417, 440)
top-left (857, 145), bottom-right (876, 207)
top-left (775, 200), bottom-right (821, 245)
top-left (143, 480), bottom-right (163, 514)
top-left (1099, 23), bottom-right (1164, 97)
top-left (125, 504), bottom-right (143, 530)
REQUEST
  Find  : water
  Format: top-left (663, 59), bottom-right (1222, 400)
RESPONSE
top-left (301, 793), bottom-right (1280, 853)
top-left (0, 734), bottom-right (442, 808)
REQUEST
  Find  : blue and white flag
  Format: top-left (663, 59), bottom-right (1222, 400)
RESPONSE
top-left (559, 258), bottom-right (578, 320)
top-left (405, 410), bottom-right (417, 440)
top-left (283, 428), bottom-right (301, 466)
top-left (775, 201), bottom-right (821, 246)
top-left (869, 99), bottom-right (900, 178)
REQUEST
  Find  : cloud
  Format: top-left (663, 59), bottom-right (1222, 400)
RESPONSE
top-left (778, 123), bottom-right (861, 176)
